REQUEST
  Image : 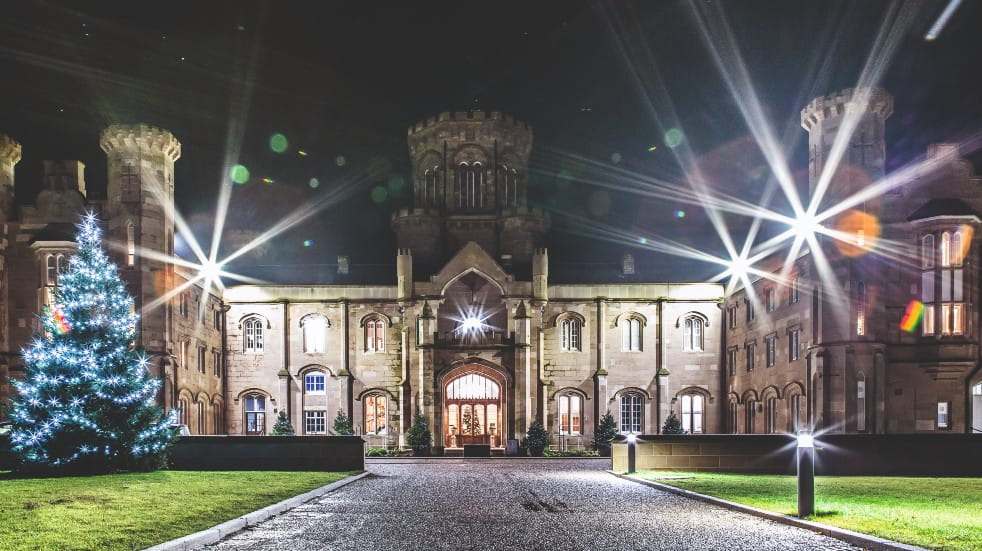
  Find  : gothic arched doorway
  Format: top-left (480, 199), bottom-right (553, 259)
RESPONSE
top-left (443, 367), bottom-right (506, 448)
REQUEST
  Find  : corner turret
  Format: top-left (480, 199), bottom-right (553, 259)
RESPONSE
top-left (0, 134), bottom-right (22, 222)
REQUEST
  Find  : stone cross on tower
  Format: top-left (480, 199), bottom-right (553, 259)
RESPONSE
top-left (852, 132), bottom-right (876, 166)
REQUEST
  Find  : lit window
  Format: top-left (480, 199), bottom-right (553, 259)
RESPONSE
top-left (856, 282), bottom-right (866, 336)
top-left (365, 317), bottom-right (385, 352)
top-left (364, 394), bottom-right (387, 435)
top-left (243, 317), bottom-right (264, 352)
top-left (422, 167), bottom-right (440, 208)
top-left (937, 402), bottom-right (949, 429)
top-left (622, 317), bottom-right (642, 351)
top-left (765, 334), bottom-right (776, 367)
top-left (620, 393), bottom-right (643, 433)
top-left (244, 395), bottom-right (265, 435)
top-left (559, 394), bottom-right (582, 435)
top-left (973, 382), bottom-right (982, 396)
top-left (305, 411), bottom-right (326, 434)
top-left (305, 372), bottom-right (326, 394)
top-left (456, 162), bottom-right (486, 210)
top-left (680, 394), bottom-right (704, 434)
top-left (303, 315), bottom-right (328, 353)
top-left (126, 222), bottom-right (135, 267)
top-left (683, 316), bottom-right (704, 351)
top-left (560, 317), bottom-right (581, 351)
top-left (45, 254), bottom-right (66, 286)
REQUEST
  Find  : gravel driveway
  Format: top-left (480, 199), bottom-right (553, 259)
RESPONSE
top-left (206, 458), bottom-right (858, 550)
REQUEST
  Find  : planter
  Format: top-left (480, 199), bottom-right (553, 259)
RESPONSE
top-left (597, 446), bottom-right (611, 457)
top-left (412, 447), bottom-right (429, 457)
top-left (529, 447), bottom-right (544, 457)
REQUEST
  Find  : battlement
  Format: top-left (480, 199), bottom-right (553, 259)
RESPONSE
top-left (392, 207), bottom-right (443, 220)
top-left (397, 248), bottom-right (412, 256)
top-left (801, 88), bottom-right (893, 131)
top-left (408, 110), bottom-right (532, 136)
top-left (0, 134), bottom-right (22, 165)
top-left (100, 124), bottom-right (181, 162)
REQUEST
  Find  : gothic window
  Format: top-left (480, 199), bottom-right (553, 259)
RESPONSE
top-left (789, 329), bottom-right (801, 361)
top-left (213, 402), bottom-right (223, 434)
top-left (683, 316), bottom-right (703, 351)
top-left (243, 317), bottom-right (264, 353)
top-left (680, 393), bottom-right (704, 434)
top-left (499, 165), bottom-right (519, 207)
top-left (923, 230), bottom-right (966, 336)
top-left (305, 411), bottom-right (326, 434)
top-left (856, 374), bottom-right (867, 432)
top-left (304, 372), bottom-right (326, 394)
top-left (621, 316), bottom-right (643, 351)
top-left (558, 393), bottom-right (582, 435)
top-left (745, 400), bottom-right (757, 434)
top-left (856, 282), bottom-right (868, 336)
top-left (746, 342), bottom-right (756, 372)
top-left (729, 401), bottom-right (739, 433)
top-left (365, 317), bottom-right (385, 352)
top-left (765, 334), bottom-right (776, 367)
top-left (788, 393), bottom-right (802, 432)
top-left (423, 167), bottom-right (440, 207)
top-left (560, 317), bottom-right (581, 351)
top-left (456, 162), bottom-right (485, 210)
top-left (302, 315), bottom-right (329, 353)
top-left (197, 401), bottom-right (206, 434)
top-left (244, 394), bottom-right (266, 435)
top-left (922, 234), bottom-right (936, 269)
top-left (765, 397), bottom-right (778, 434)
top-left (126, 222), bottom-right (135, 267)
top-left (620, 393), bottom-right (643, 433)
top-left (364, 393), bottom-right (387, 435)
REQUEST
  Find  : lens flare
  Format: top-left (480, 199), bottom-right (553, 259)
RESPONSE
top-left (308, 177), bottom-right (320, 189)
top-left (335, 155), bottom-right (347, 167)
top-left (371, 186), bottom-right (388, 203)
top-left (664, 128), bottom-right (684, 148)
top-left (230, 164), bottom-right (250, 184)
top-left (303, 239), bottom-right (313, 247)
top-left (900, 300), bottom-right (924, 332)
top-left (269, 133), bottom-right (288, 153)
top-left (833, 210), bottom-right (880, 257)
top-left (674, 210), bottom-right (686, 218)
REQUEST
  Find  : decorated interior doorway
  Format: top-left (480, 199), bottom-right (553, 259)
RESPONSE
top-left (444, 370), bottom-right (505, 448)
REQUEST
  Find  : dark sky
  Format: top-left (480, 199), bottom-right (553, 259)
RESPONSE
top-left (1, 1), bottom-right (980, 282)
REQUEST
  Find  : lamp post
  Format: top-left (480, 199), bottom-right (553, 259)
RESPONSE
top-left (627, 433), bottom-right (637, 473)
top-left (797, 430), bottom-right (815, 517)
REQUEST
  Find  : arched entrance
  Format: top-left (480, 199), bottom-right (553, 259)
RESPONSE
top-left (443, 366), bottom-right (507, 448)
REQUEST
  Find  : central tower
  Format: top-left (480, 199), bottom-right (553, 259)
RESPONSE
top-left (392, 111), bottom-right (549, 271)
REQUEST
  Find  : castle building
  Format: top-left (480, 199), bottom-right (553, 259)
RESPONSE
top-left (2, 89), bottom-right (980, 444)
top-left (725, 88), bottom-right (982, 435)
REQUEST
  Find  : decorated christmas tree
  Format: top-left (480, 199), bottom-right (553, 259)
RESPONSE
top-left (8, 213), bottom-right (177, 473)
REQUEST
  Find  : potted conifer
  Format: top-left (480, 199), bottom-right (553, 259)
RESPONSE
top-left (406, 416), bottom-right (432, 456)
top-left (524, 420), bottom-right (549, 456)
top-left (592, 412), bottom-right (618, 457)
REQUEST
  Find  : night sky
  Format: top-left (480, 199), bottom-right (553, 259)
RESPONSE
top-left (1, 1), bottom-right (980, 282)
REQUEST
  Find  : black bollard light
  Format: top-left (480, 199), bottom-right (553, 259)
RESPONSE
top-left (796, 430), bottom-right (815, 517)
top-left (627, 433), bottom-right (637, 473)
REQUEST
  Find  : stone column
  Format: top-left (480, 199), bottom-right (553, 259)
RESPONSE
top-left (594, 298), bottom-right (608, 431)
top-left (515, 301), bottom-right (532, 436)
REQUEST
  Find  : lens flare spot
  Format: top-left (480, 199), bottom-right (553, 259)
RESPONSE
top-left (664, 128), bottom-right (684, 149)
top-left (308, 177), bottom-right (320, 189)
top-left (230, 164), bottom-right (250, 184)
top-left (371, 186), bottom-right (388, 203)
top-left (900, 300), bottom-right (924, 332)
top-left (674, 210), bottom-right (686, 218)
top-left (957, 224), bottom-right (974, 263)
top-left (834, 210), bottom-right (880, 257)
top-left (298, 150), bottom-right (308, 156)
top-left (638, 237), bottom-right (647, 245)
top-left (610, 152), bottom-right (622, 164)
top-left (335, 155), bottom-right (347, 167)
top-left (262, 177), bottom-right (274, 184)
top-left (387, 174), bottom-right (405, 191)
top-left (269, 133), bottom-right (288, 153)
top-left (303, 239), bottom-right (313, 247)
top-left (647, 145), bottom-right (658, 152)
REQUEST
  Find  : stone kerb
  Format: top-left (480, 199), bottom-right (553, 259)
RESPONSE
top-left (168, 435), bottom-right (365, 471)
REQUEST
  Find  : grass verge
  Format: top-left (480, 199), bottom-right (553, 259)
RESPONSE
top-left (633, 471), bottom-right (981, 551)
top-left (0, 469), bottom-right (359, 551)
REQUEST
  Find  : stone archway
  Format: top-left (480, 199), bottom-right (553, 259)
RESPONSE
top-left (441, 364), bottom-right (508, 448)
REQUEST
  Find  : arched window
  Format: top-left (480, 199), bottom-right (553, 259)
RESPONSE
top-left (126, 222), bottom-right (136, 267)
top-left (304, 372), bottom-right (326, 394)
top-left (558, 393), bottom-right (582, 435)
top-left (941, 232), bottom-right (952, 267)
top-left (729, 401), bottom-right (739, 433)
top-left (423, 167), bottom-right (440, 207)
top-left (45, 254), bottom-right (57, 286)
top-left (244, 394), bottom-right (266, 435)
top-left (680, 393), bottom-right (704, 434)
top-left (745, 399), bottom-right (757, 434)
top-left (179, 397), bottom-right (190, 427)
top-left (856, 374), bottom-right (867, 432)
top-left (197, 401), bottom-right (206, 435)
top-left (364, 393), bottom-right (387, 435)
top-left (302, 315), bottom-right (328, 353)
top-left (499, 165), bottom-right (518, 207)
top-left (622, 317), bottom-right (642, 351)
top-left (213, 402), bottom-right (224, 435)
top-left (365, 317), bottom-right (385, 352)
top-left (243, 317), bottom-right (264, 353)
top-left (560, 317), bottom-right (581, 351)
top-left (922, 234), bottom-right (935, 269)
top-left (683, 316), bottom-right (704, 351)
top-left (620, 393), bottom-right (643, 433)
top-left (788, 393), bottom-right (802, 432)
top-left (765, 397), bottom-right (777, 434)
top-left (456, 162), bottom-right (485, 210)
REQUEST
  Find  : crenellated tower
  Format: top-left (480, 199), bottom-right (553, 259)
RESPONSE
top-left (0, 134), bottom-right (22, 223)
top-left (393, 111), bottom-right (550, 270)
top-left (99, 124), bottom-right (181, 362)
top-left (801, 88), bottom-right (893, 210)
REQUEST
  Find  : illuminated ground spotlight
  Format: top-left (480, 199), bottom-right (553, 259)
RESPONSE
top-left (796, 430), bottom-right (815, 517)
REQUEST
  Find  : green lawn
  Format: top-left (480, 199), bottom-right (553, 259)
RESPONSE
top-left (0, 470), bottom-right (359, 551)
top-left (633, 471), bottom-right (982, 551)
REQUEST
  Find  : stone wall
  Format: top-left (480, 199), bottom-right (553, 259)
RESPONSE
top-left (168, 435), bottom-right (365, 471)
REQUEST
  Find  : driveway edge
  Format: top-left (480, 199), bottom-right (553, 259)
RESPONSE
top-left (608, 471), bottom-right (927, 551)
top-left (142, 471), bottom-right (370, 551)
